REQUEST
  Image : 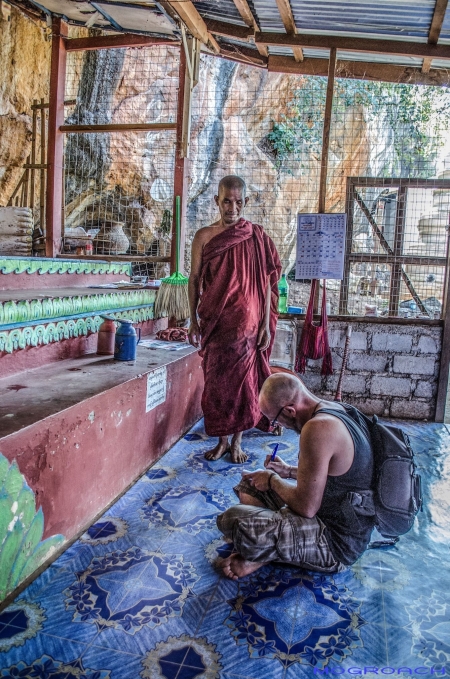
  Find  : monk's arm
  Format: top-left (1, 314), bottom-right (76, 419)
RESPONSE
top-left (257, 279), bottom-right (272, 350)
top-left (188, 231), bottom-right (204, 347)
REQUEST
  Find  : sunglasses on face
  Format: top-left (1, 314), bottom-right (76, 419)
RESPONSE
top-left (270, 403), bottom-right (293, 428)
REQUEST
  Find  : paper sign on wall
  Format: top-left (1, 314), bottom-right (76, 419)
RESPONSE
top-left (295, 213), bottom-right (346, 280)
top-left (146, 366), bottom-right (167, 412)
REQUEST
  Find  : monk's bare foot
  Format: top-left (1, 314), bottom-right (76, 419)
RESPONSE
top-left (272, 424), bottom-right (284, 437)
top-left (216, 553), bottom-right (267, 580)
top-left (230, 433), bottom-right (247, 464)
top-left (204, 436), bottom-right (229, 461)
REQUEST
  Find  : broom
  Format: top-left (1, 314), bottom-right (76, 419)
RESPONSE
top-left (154, 195), bottom-right (190, 322)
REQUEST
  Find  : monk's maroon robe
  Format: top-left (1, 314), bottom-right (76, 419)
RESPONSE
top-left (198, 218), bottom-right (281, 436)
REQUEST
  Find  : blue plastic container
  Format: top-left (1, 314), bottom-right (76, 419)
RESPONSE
top-left (114, 319), bottom-right (141, 361)
top-left (287, 306), bottom-right (305, 314)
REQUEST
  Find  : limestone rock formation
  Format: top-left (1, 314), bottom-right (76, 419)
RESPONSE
top-left (0, 5), bottom-right (50, 206)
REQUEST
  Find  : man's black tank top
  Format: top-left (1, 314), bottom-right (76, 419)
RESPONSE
top-left (312, 403), bottom-right (375, 565)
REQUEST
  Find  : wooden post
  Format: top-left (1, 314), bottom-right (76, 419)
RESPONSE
top-left (339, 178), bottom-right (355, 314)
top-left (39, 98), bottom-right (46, 234)
top-left (388, 186), bottom-right (407, 317)
top-left (30, 102), bottom-right (37, 212)
top-left (314, 47), bottom-right (336, 312)
top-left (318, 47), bottom-right (336, 215)
top-left (435, 228), bottom-right (450, 422)
top-left (171, 45), bottom-right (189, 274)
top-left (46, 17), bottom-right (67, 257)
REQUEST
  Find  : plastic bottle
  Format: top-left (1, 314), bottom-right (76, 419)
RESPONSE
top-left (278, 274), bottom-right (289, 313)
top-left (97, 315), bottom-right (116, 355)
top-left (85, 235), bottom-right (93, 256)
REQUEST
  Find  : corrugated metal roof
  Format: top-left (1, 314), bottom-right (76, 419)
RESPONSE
top-left (26, 0), bottom-right (450, 71)
top-left (192, 0), bottom-right (246, 26)
top-left (253, 0), bottom-right (437, 39)
top-left (291, 0), bottom-right (435, 39)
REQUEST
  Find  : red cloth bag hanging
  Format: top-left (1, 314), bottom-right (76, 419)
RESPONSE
top-left (295, 279), bottom-right (333, 376)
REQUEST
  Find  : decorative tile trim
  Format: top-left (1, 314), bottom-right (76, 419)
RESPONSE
top-left (0, 307), bottom-right (154, 354)
top-left (0, 257), bottom-right (131, 276)
top-left (0, 290), bottom-right (155, 325)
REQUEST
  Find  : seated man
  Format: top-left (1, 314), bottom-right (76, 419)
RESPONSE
top-left (216, 372), bottom-right (376, 579)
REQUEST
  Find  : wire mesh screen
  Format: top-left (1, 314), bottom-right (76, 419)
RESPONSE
top-left (62, 45), bottom-right (179, 271)
top-left (187, 60), bottom-right (325, 275)
top-left (60, 44), bottom-right (450, 315)
top-left (187, 64), bottom-right (450, 317)
top-left (338, 179), bottom-right (450, 318)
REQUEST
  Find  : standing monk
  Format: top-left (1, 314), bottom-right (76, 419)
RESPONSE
top-left (188, 175), bottom-right (281, 463)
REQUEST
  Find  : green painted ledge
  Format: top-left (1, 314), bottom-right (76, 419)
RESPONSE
top-left (0, 290), bottom-right (156, 326)
top-left (0, 307), bottom-right (154, 354)
top-left (0, 256), bottom-right (131, 276)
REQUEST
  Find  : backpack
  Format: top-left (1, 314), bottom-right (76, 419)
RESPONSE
top-left (365, 414), bottom-right (423, 540)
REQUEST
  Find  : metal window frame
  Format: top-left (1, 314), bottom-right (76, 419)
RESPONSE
top-left (339, 176), bottom-right (450, 318)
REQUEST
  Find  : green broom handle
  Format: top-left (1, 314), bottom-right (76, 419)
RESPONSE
top-left (175, 195), bottom-right (181, 275)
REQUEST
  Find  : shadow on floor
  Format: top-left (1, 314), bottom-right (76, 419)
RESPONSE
top-left (1, 419), bottom-right (449, 678)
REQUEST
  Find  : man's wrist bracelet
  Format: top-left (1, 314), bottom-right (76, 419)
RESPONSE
top-left (268, 472), bottom-right (276, 490)
top-left (288, 466), bottom-right (294, 479)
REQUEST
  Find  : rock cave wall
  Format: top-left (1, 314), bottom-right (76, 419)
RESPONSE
top-left (0, 4), bottom-right (50, 207)
top-left (0, 14), bottom-right (409, 272)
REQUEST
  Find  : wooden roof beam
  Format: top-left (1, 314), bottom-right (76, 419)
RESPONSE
top-left (231, 0), bottom-right (268, 57)
top-left (204, 19), bottom-right (253, 41)
top-left (219, 44), bottom-right (268, 67)
top-left (256, 31), bottom-right (450, 60)
top-left (160, 0), bottom-right (220, 53)
top-left (275, 0), bottom-right (304, 62)
top-left (422, 0), bottom-right (448, 73)
top-left (429, 0), bottom-right (449, 43)
top-left (66, 34), bottom-right (179, 51)
top-left (268, 53), bottom-right (450, 86)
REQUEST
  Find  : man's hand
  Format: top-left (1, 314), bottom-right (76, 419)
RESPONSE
top-left (257, 323), bottom-right (271, 351)
top-left (242, 468), bottom-right (275, 492)
top-left (264, 455), bottom-right (293, 478)
top-left (188, 321), bottom-right (201, 348)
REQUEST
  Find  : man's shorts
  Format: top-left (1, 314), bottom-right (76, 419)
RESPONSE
top-left (216, 478), bottom-right (345, 573)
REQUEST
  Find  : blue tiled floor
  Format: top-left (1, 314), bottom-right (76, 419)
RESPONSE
top-left (1, 419), bottom-right (450, 678)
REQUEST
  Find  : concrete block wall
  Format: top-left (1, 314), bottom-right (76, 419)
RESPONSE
top-left (298, 320), bottom-right (442, 420)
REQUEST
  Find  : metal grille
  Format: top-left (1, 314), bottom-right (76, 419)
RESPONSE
top-left (188, 61), bottom-right (450, 318)
top-left (60, 44), bottom-right (450, 315)
top-left (339, 178), bottom-right (450, 318)
top-left (62, 44), bottom-right (179, 271)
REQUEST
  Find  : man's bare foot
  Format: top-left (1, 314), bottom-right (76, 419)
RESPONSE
top-left (216, 553), bottom-right (267, 580)
top-left (204, 436), bottom-right (229, 461)
top-left (230, 433), bottom-right (248, 464)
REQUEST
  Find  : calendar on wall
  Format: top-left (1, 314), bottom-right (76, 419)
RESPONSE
top-left (295, 213), bottom-right (347, 280)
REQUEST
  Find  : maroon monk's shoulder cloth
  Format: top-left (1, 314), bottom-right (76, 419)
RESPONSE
top-left (198, 218), bottom-right (281, 437)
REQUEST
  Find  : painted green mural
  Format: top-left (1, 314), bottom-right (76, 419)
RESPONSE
top-left (0, 290), bottom-right (156, 326)
top-left (0, 257), bottom-right (131, 276)
top-left (0, 307), bottom-right (154, 353)
top-left (0, 453), bottom-right (65, 602)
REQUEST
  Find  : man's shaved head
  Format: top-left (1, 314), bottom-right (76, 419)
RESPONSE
top-left (218, 175), bottom-right (246, 196)
top-left (259, 373), bottom-right (306, 416)
top-left (259, 373), bottom-right (313, 434)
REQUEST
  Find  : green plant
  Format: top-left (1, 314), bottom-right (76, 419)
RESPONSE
top-left (0, 454), bottom-right (65, 601)
top-left (266, 77), bottom-right (450, 177)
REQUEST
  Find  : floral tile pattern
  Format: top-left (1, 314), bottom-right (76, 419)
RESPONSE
top-left (1, 419), bottom-right (450, 679)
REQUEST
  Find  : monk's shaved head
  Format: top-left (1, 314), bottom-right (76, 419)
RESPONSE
top-left (218, 175), bottom-right (246, 196)
top-left (259, 373), bottom-right (306, 417)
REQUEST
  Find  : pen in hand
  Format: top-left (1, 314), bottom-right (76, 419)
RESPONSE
top-left (270, 443), bottom-right (279, 462)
